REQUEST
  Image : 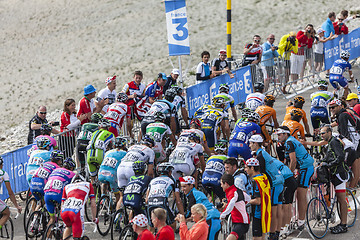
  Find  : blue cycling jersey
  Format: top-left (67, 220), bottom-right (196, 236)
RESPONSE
top-left (285, 136), bottom-right (314, 169)
top-left (99, 149), bottom-right (126, 174)
top-left (230, 121), bottom-right (261, 144)
top-left (256, 148), bottom-right (284, 186)
top-left (273, 158), bottom-right (293, 180)
top-left (310, 91), bottom-right (334, 108)
top-left (204, 155), bottom-right (226, 175)
top-left (329, 59), bottom-right (351, 77)
top-left (186, 188), bottom-right (220, 220)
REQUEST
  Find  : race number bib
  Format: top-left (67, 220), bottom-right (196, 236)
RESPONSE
top-left (45, 179), bottom-right (63, 191)
top-left (230, 132), bottom-right (246, 142)
top-left (29, 157), bottom-right (44, 165)
top-left (95, 139), bottom-right (105, 149)
top-left (170, 150), bottom-right (188, 164)
top-left (330, 66), bottom-right (343, 75)
top-left (102, 157), bottom-right (118, 168)
top-left (149, 132), bottom-right (161, 142)
top-left (124, 152), bottom-right (140, 162)
top-left (206, 161), bottom-right (225, 174)
top-left (149, 185), bottom-right (166, 197)
top-left (124, 183), bottom-right (142, 194)
top-left (105, 111), bottom-right (118, 120)
top-left (37, 168), bottom-right (49, 179)
top-left (63, 197), bottom-right (83, 209)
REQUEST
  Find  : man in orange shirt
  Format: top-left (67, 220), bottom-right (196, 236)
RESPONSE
top-left (283, 96), bottom-right (310, 135)
top-left (282, 109), bottom-right (305, 140)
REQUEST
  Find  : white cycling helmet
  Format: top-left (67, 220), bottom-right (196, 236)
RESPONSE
top-left (249, 134), bottom-right (264, 143)
top-left (340, 50), bottom-right (350, 59)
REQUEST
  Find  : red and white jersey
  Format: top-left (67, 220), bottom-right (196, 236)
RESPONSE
top-left (104, 102), bottom-right (131, 127)
top-left (61, 182), bottom-right (95, 214)
top-left (122, 81), bottom-right (146, 106)
top-left (77, 97), bottom-right (95, 125)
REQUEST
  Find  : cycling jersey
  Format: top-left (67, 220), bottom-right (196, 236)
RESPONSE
top-left (77, 123), bottom-right (98, 141)
top-left (310, 91), bottom-right (334, 108)
top-left (194, 104), bottom-right (225, 148)
top-left (104, 102), bottom-right (131, 137)
top-left (117, 144), bottom-right (155, 188)
top-left (283, 106), bottom-right (308, 124)
top-left (255, 105), bottom-right (277, 142)
top-left (256, 148), bottom-right (284, 187)
top-left (330, 59), bottom-right (351, 77)
top-left (145, 81), bottom-right (163, 99)
top-left (0, 169), bottom-right (10, 213)
top-left (30, 162), bottom-right (59, 200)
top-left (122, 81), bottom-right (146, 106)
top-left (202, 155), bottom-right (226, 200)
top-left (26, 150), bottom-right (51, 184)
top-left (98, 149), bottom-right (127, 193)
top-left (172, 95), bottom-right (186, 112)
top-left (123, 175), bottom-right (151, 215)
top-left (146, 122), bottom-right (172, 162)
top-left (245, 93), bottom-right (265, 111)
top-left (284, 136), bottom-right (314, 169)
top-left (233, 169), bottom-right (252, 195)
top-left (178, 129), bottom-right (206, 145)
top-left (212, 58), bottom-right (229, 71)
top-left (147, 175), bottom-right (178, 206)
top-left (281, 119), bottom-right (305, 140)
top-left (145, 100), bottom-right (176, 120)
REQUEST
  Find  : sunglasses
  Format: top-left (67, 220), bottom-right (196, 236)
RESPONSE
top-left (39, 112), bottom-right (47, 114)
top-left (320, 132), bottom-right (327, 135)
top-left (254, 39), bottom-right (261, 42)
top-left (329, 106), bottom-right (337, 110)
top-left (269, 38), bottom-right (275, 40)
top-left (338, 19), bottom-right (344, 21)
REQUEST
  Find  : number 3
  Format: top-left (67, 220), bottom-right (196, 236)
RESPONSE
top-left (172, 18), bottom-right (188, 41)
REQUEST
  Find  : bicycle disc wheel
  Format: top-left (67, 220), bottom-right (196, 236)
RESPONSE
top-left (26, 211), bottom-right (46, 239)
top-left (42, 223), bottom-right (63, 240)
top-left (119, 225), bottom-right (136, 240)
top-left (306, 197), bottom-right (328, 239)
top-left (0, 217), bottom-right (14, 240)
top-left (97, 195), bottom-right (112, 236)
top-left (336, 188), bottom-right (357, 227)
top-left (24, 197), bottom-right (38, 232)
top-left (111, 209), bottom-right (128, 240)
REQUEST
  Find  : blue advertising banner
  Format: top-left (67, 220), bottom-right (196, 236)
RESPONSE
top-left (186, 66), bottom-right (253, 117)
top-left (324, 27), bottom-right (360, 70)
top-left (165, 0), bottom-right (190, 56)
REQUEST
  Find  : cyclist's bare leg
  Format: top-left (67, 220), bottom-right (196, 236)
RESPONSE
top-left (226, 234), bottom-right (237, 240)
top-left (350, 158), bottom-right (360, 188)
top-left (336, 191), bottom-right (347, 224)
top-left (63, 226), bottom-right (72, 240)
top-left (0, 207), bottom-right (10, 227)
top-left (116, 192), bottom-right (123, 210)
top-left (270, 205), bottom-right (278, 233)
top-left (297, 187), bottom-right (308, 221)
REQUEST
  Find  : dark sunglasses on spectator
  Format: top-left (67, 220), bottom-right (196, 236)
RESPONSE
top-left (329, 106), bottom-right (337, 110)
top-left (338, 18), bottom-right (344, 21)
top-left (320, 132), bottom-right (327, 135)
top-left (254, 39), bottom-right (260, 42)
top-left (269, 38), bottom-right (275, 40)
top-left (39, 112), bottom-right (47, 114)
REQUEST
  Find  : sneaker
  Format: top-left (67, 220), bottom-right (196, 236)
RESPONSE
top-left (330, 224), bottom-right (347, 234)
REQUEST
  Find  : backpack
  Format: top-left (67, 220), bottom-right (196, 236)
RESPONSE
top-left (345, 111), bottom-right (360, 132)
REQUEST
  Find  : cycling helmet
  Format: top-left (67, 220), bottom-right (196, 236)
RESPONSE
top-left (36, 137), bottom-right (52, 150)
top-left (71, 173), bottom-right (86, 184)
top-left (50, 150), bottom-right (64, 163)
top-left (98, 118), bottom-right (111, 128)
top-left (164, 88), bottom-right (177, 102)
top-left (117, 92), bottom-right (128, 103)
top-left (133, 160), bottom-right (147, 175)
top-left (290, 108), bottom-right (303, 117)
top-left (190, 118), bottom-right (201, 129)
top-left (294, 96), bottom-right (305, 104)
top-left (156, 162), bottom-right (174, 175)
top-left (219, 84), bottom-right (230, 93)
top-left (154, 111), bottom-right (166, 122)
top-left (264, 95), bottom-right (276, 103)
top-left (0, 157), bottom-right (3, 165)
top-left (171, 85), bottom-right (183, 95)
top-left (241, 108), bottom-right (252, 119)
top-left (248, 111), bottom-right (260, 123)
top-left (188, 132), bottom-right (201, 143)
top-left (340, 50), bottom-right (350, 59)
top-left (40, 124), bottom-right (53, 135)
top-left (318, 80), bottom-right (328, 88)
top-left (214, 141), bottom-right (227, 153)
top-left (141, 134), bottom-right (155, 148)
top-left (254, 82), bottom-right (264, 92)
top-left (115, 136), bottom-right (127, 148)
top-left (63, 157), bottom-right (76, 169)
top-left (213, 97), bottom-right (226, 108)
top-left (91, 113), bottom-right (103, 123)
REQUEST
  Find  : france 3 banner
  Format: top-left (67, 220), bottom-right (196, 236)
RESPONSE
top-left (324, 27), bottom-right (360, 70)
top-left (186, 66), bottom-right (253, 117)
top-left (165, 0), bottom-right (190, 56)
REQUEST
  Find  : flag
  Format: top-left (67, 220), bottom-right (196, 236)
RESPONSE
top-left (253, 174), bottom-right (272, 233)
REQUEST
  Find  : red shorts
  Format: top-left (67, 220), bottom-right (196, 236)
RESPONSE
top-left (108, 126), bottom-right (119, 137)
top-left (61, 210), bottom-right (84, 238)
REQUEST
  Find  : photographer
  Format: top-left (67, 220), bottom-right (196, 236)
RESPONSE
top-left (333, 14), bottom-right (349, 35)
top-left (278, 32), bottom-right (298, 94)
top-left (242, 35), bottom-right (263, 67)
top-left (261, 34), bottom-right (280, 92)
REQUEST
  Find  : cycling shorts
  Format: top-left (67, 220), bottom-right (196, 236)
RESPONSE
top-left (331, 172), bottom-right (349, 193)
top-left (228, 140), bottom-right (252, 160)
top-left (117, 163), bottom-right (134, 188)
top-left (252, 217), bottom-right (263, 237)
top-left (310, 107), bottom-right (329, 129)
top-left (76, 139), bottom-right (89, 167)
top-left (123, 194), bottom-right (146, 215)
top-left (283, 176), bottom-right (297, 204)
top-left (345, 148), bottom-right (357, 167)
top-left (98, 170), bottom-right (119, 193)
top-left (297, 166), bottom-right (314, 188)
top-left (231, 222), bottom-right (249, 240)
top-left (206, 218), bottom-right (221, 240)
top-left (148, 203), bottom-right (175, 227)
top-left (0, 200), bottom-right (8, 214)
top-left (44, 192), bottom-right (62, 215)
top-left (172, 163), bottom-right (195, 180)
top-left (140, 118), bottom-right (154, 136)
top-left (108, 123), bottom-right (119, 137)
top-left (30, 177), bottom-right (45, 201)
top-left (202, 172), bottom-right (225, 199)
top-left (329, 75), bottom-right (348, 89)
top-left (61, 210), bottom-right (84, 238)
top-left (271, 184), bottom-right (284, 206)
top-left (87, 149), bottom-right (104, 177)
top-left (26, 166), bottom-right (39, 185)
top-left (202, 127), bottom-right (216, 148)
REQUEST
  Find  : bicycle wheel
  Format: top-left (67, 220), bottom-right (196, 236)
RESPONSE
top-left (97, 195), bottom-right (112, 236)
top-left (119, 225), bottom-right (136, 240)
top-left (26, 211), bottom-right (47, 239)
top-left (111, 209), bottom-right (128, 240)
top-left (306, 197), bottom-right (328, 239)
top-left (24, 197), bottom-right (38, 232)
top-left (42, 223), bottom-right (63, 240)
top-left (336, 188), bottom-right (357, 227)
top-left (0, 217), bottom-right (14, 240)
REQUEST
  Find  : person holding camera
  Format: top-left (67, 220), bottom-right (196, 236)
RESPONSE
top-left (333, 14), bottom-right (349, 35)
top-left (261, 34), bottom-right (280, 92)
top-left (242, 35), bottom-right (263, 67)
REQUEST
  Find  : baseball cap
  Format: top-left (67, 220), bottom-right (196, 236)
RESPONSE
top-left (171, 69), bottom-right (180, 75)
top-left (245, 158), bottom-right (260, 166)
top-left (105, 76), bottom-right (116, 85)
top-left (328, 99), bottom-right (341, 106)
top-left (289, 31), bottom-right (296, 37)
top-left (158, 72), bottom-right (167, 80)
top-left (130, 214), bottom-right (148, 227)
top-left (346, 93), bottom-right (359, 101)
top-left (219, 49), bottom-right (227, 55)
top-left (84, 85), bottom-right (96, 95)
top-left (249, 134), bottom-right (263, 143)
top-left (274, 127), bottom-right (291, 135)
top-left (316, 28), bottom-right (325, 35)
top-left (179, 176), bottom-right (195, 185)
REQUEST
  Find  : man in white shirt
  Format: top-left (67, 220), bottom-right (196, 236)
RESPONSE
top-left (97, 76), bottom-right (117, 114)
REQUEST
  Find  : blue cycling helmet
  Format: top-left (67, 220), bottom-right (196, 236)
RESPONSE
top-left (36, 137), bottom-right (52, 150)
top-left (63, 157), bottom-right (76, 169)
top-left (141, 134), bottom-right (155, 148)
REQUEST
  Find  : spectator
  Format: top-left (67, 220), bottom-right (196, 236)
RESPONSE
top-left (131, 214), bottom-right (155, 240)
top-left (59, 99), bottom-right (87, 157)
top-left (144, 73), bottom-right (167, 104)
top-left (261, 34), bottom-right (280, 92)
top-left (341, 10), bottom-right (357, 24)
top-left (211, 50), bottom-right (234, 78)
top-left (176, 203), bottom-right (209, 240)
top-left (322, 12), bottom-right (337, 38)
top-left (151, 208), bottom-right (175, 240)
top-left (313, 28), bottom-right (333, 72)
top-left (96, 76), bottom-right (117, 114)
top-left (346, 93), bottom-right (360, 117)
top-left (164, 69), bottom-right (180, 93)
top-left (278, 32), bottom-right (298, 94)
top-left (242, 35), bottom-right (263, 67)
top-left (304, 28), bottom-right (316, 77)
top-left (196, 51), bottom-right (215, 84)
top-left (77, 84), bottom-right (104, 125)
top-left (333, 15), bottom-right (349, 35)
top-left (27, 106), bottom-right (60, 144)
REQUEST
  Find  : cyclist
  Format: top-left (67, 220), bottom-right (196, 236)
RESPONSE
top-left (224, 157), bottom-right (252, 196)
top-left (282, 108), bottom-right (306, 140)
top-left (284, 96), bottom-right (311, 135)
top-left (194, 97), bottom-right (227, 148)
top-left (76, 113), bottom-right (103, 168)
top-left (245, 82), bottom-right (265, 111)
top-left (98, 136), bottom-right (127, 206)
top-left (30, 150), bottom-right (63, 201)
top-left (117, 134), bottom-right (155, 189)
top-left (44, 157), bottom-right (76, 226)
top-left (171, 85), bottom-right (189, 132)
top-left (202, 142), bottom-right (227, 200)
top-left (146, 111), bottom-right (177, 163)
top-left (0, 157), bottom-right (22, 231)
top-left (180, 176), bottom-right (221, 240)
top-left (27, 123), bottom-right (57, 156)
top-left (169, 132), bottom-right (205, 181)
top-left (104, 92), bottom-right (132, 138)
top-left (123, 161), bottom-right (152, 214)
top-left (255, 94), bottom-right (279, 151)
top-left (275, 126), bottom-right (314, 231)
top-left (26, 137), bottom-right (52, 185)
top-left (146, 163), bottom-right (184, 231)
top-left (310, 80), bottom-right (334, 132)
top-left (86, 118), bottom-right (115, 183)
top-left (61, 174), bottom-right (98, 240)
top-left (329, 50), bottom-right (354, 99)
top-left (228, 111), bottom-right (261, 160)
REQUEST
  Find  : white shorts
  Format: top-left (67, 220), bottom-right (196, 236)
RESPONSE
top-left (172, 162), bottom-right (195, 180)
top-left (0, 199), bottom-right (8, 213)
top-left (290, 54), bottom-right (305, 75)
top-left (117, 162), bottom-right (135, 188)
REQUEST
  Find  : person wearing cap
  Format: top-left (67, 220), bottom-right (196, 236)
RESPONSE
top-left (346, 93), bottom-right (360, 116)
top-left (249, 134), bottom-right (284, 240)
top-left (277, 31), bottom-right (298, 94)
top-left (211, 50), bottom-right (234, 78)
top-left (77, 84), bottom-right (104, 125)
top-left (244, 157), bottom-right (271, 240)
top-left (261, 34), bottom-right (280, 92)
top-left (151, 208), bottom-right (175, 240)
top-left (96, 75), bottom-right (117, 114)
top-left (275, 126), bottom-right (314, 231)
top-left (131, 214), bottom-right (155, 240)
top-left (313, 28), bottom-right (334, 72)
top-left (196, 51), bottom-right (215, 84)
top-left (179, 176), bottom-right (221, 240)
top-left (144, 73), bottom-right (167, 104)
top-left (164, 69), bottom-right (180, 93)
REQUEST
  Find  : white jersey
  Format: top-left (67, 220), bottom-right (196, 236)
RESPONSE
top-left (178, 129), bottom-right (206, 145)
top-left (0, 169), bottom-right (9, 195)
top-left (169, 142), bottom-right (203, 166)
top-left (104, 102), bottom-right (129, 127)
top-left (97, 87), bottom-right (117, 112)
top-left (172, 95), bottom-right (186, 112)
top-left (245, 92), bottom-right (265, 111)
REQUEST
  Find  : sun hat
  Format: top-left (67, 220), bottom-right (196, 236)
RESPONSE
top-left (84, 85), bottom-right (96, 95)
top-left (245, 158), bottom-right (260, 166)
top-left (130, 214), bottom-right (148, 227)
top-left (105, 76), bottom-right (116, 85)
top-left (179, 176), bottom-right (195, 185)
top-left (346, 93), bottom-right (359, 101)
top-left (171, 69), bottom-right (180, 75)
top-left (249, 134), bottom-right (264, 143)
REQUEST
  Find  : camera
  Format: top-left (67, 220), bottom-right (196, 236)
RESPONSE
top-left (274, 46), bottom-right (279, 50)
top-left (289, 36), bottom-right (296, 46)
top-left (52, 121), bottom-right (60, 126)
